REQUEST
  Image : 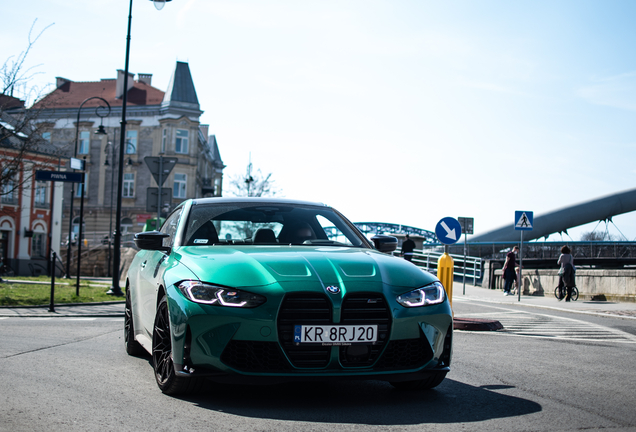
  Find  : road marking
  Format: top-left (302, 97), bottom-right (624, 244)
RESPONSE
top-left (457, 306), bottom-right (636, 343)
top-left (65, 318), bottom-right (97, 321)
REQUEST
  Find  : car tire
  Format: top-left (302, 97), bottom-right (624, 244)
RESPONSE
top-left (390, 371), bottom-right (447, 390)
top-left (152, 295), bottom-right (203, 395)
top-left (125, 287), bottom-right (146, 357)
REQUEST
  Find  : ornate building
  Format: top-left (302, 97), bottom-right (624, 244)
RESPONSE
top-left (32, 61), bottom-right (224, 246)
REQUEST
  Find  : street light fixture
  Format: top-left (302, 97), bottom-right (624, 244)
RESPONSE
top-left (108, 0), bottom-right (173, 296)
top-left (68, 97), bottom-right (110, 294)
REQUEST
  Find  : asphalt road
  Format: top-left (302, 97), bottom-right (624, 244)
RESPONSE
top-left (1, 300), bottom-right (635, 432)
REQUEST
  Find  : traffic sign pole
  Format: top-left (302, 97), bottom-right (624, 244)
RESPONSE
top-left (519, 231), bottom-right (523, 301)
top-left (514, 211), bottom-right (533, 302)
top-left (435, 217), bottom-right (462, 307)
top-left (157, 156), bottom-right (163, 230)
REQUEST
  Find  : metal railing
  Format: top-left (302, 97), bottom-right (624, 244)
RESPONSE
top-left (397, 247), bottom-right (482, 283)
top-left (62, 231), bottom-right (136, 248)
top-left (453, 241), bottom-right (636, 261)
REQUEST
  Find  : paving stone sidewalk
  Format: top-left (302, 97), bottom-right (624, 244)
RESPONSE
top-left (455, 283), bottom-right (636, 320)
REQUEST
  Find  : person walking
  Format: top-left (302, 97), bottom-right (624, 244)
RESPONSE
top-left (402, 234), bottom-right (415, 262)
top-left (557, 245), bottom-right (575, 301)
top-left (502, 245), bottom-right (519, 296)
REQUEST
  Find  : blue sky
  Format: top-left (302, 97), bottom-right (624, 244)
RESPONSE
top-left (3, 0), bottom-right (636, 240)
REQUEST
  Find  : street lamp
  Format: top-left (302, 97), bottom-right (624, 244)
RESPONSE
top-left (108, 0), bottom-right (173, 297)
top-left (68, 97), bottom-right (110, 293)
top-left (104, 141), bottom-right (116, 278)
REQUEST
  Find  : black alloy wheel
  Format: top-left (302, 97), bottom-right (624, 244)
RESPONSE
top-left (125, 287), bottom-right (145, 356)
top-left (152, 295), bottom-right (202, 395)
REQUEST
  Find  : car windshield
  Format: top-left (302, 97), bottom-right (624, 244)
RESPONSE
top-left (182, 203), bottom-right (369, 248)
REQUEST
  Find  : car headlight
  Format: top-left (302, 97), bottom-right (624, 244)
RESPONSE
top-left (178, 281), bottom-right (266, 308)
top-left (396, 281), bottom-right (446, 307)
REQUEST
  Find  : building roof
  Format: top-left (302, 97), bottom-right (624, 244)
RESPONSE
top-left (32, 78), bottom-right (165, 110)
top-left (0, 94), bottom-right (25, 110)
top-left (163, 61), bottom-right (199, 107)
top-left (208, 135), bottom-right (223, 164)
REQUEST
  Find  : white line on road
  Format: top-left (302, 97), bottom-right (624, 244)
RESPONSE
top-left (457, 304), bottom-right (636, 343)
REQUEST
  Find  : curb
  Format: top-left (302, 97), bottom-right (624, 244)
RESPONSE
top-left (0, 300), bottom-right (125, 309)
top-left (454, 317), bottom-right (504, 331)
top-left (0, 313), bottom-right (124, 318)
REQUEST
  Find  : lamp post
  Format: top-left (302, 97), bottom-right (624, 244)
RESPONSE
top-left (103, 140), bottom-right (117, 278)
top-left (108, 0), bottom-right (173, 296)
top-left (68, 97), bottom-right (110, 285)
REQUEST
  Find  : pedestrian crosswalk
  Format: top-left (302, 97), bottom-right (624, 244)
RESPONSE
top-left (459, 310), bottom-right (636, 343)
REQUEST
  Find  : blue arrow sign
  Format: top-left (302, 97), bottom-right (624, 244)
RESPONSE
top-left (435, 217), bottom-right (462, 244)
top-left (515, 211), bottom-right (534, 231)
top-left (35, 170), bottom-right (84, 183)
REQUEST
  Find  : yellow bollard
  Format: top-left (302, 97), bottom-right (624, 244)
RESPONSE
top-left (437, 252), bottom-right (454, 308)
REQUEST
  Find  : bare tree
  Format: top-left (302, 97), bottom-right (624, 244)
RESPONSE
top-left (580, 230), bottom-right (619, 241)
top-left (227, 160), bottom-right (282, 197)
top-left (1, 19), bottom-right (54, 104)
top-left (1, 19), bottom-right (58, 199)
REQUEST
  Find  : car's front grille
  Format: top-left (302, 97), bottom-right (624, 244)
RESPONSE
top-left (277, 294), bottom-right (332, 368)
top-left (374, 337), bottom-right (434, 370)
top-left (339, 293), bottom-right (391, 367)
top-left (220, 341), bottom-right (291, 371)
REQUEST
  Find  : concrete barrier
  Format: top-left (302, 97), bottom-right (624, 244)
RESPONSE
top-left (492, 268), bottom-right (636, 302)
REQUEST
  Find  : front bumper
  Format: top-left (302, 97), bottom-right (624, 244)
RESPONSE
top-left (166, 284), bottom-right (453, 382)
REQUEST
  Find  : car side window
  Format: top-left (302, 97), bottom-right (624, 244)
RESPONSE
top-left (160, 208), bottom-right (183, 248)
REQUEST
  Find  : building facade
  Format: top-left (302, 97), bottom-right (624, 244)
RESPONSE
top-left (1, 96), bottom-right (65, 276)
top-left (32, 62), bottom-right (224, 247)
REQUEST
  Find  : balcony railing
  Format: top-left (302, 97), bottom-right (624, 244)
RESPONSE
top-left (1, 195), bottom-right (18, 205)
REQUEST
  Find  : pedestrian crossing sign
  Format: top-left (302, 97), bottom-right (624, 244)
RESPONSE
top-left (515, 211), bottom-right (533, 230)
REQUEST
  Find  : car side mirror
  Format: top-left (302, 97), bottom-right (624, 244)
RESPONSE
top-left (134, 231), bottom-right (171, 253)
top-left (371, 235), bottom-right (398, 253)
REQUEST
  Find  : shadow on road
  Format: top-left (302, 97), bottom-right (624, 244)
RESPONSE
top-left (181, 378), bottom-right (541, 425)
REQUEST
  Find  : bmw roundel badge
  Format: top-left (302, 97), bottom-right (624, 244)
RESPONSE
top-left (326, 285), bottom-right (340, 294)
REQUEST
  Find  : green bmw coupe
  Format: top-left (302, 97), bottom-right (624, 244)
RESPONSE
top-left (125, 198), bottom-right (452, 394)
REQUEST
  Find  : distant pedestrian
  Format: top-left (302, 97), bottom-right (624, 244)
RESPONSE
top-left (557, 245), bottom-right (575, 301)
top-left (402, 234), bottom-right (415, 262)
top-left (502, 245), bottom-right (519, 296)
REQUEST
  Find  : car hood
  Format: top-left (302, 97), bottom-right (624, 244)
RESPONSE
top-left (172, 246), bottom-right (437, 292)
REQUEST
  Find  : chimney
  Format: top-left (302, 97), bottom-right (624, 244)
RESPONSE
top-left (138, 73), bottom-right (152, 86)
top-left (56, 77), bottom-right (70, 89)
top-left (116, 69), bottom-right (135, 99)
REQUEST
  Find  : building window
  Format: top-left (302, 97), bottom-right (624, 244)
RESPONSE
top-left (78, 131), bottom-right (90, 154)
top-left (161, 129), bottom-right (167, 153)
top-left (126, 130), bottom-right (137, 154)
top-left (34, 181), bottom-right (47, 207)
top-left (1, 168), bottom-right (16, 204)
top-left (175, 129), bottom-right (189, 154)
top-left (123, 173), bottom-right (135, 198)
top-left (32, 232), bottom-right (46, 258)
top-left (75, 176), bottom-right (88, 198)
top-left (42, 132), bottom-right (51, 141)
top-left (174, 173), bottom-right (187, 198)
top-left (121, 217), bottom-right (133, 235)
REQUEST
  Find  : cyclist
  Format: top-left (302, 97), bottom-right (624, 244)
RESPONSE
top-left (557, 245), bottom-right (575, 301)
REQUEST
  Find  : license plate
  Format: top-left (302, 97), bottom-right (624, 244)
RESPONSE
top-left (294, 325), bottom-right (378, 345)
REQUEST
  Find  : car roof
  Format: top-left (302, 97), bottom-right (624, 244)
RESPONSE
top-left (189, 197), bottom-right (329, 207)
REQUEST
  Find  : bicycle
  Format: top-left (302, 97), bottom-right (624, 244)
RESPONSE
top-left (554, 286), bottom-right (579, 302)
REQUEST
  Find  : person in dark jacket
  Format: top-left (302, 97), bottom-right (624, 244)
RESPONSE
top-left (402, 234), bottom-right (415, 262)
top-left (502, 246), bottom-right (519, 296)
